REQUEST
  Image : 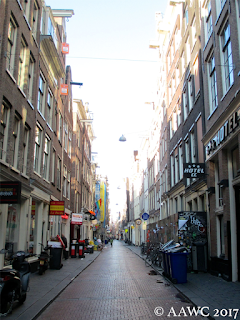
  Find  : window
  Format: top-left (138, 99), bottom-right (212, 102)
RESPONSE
top-left (190, 130), bottom-right (196, 163)
top-left (187, 76), bottom-right (193, 111)
top-left (179, 144), bottom-right (183, 180)
top-left (186, 36), bottom-right (191, 66)
top-left (191, 16), bottom-right (196, 49)
top-left (175, 154), bottom-right (179, 184)
top-left (53, 102), bottom-right (57, 133)
top-left (208, 53), bottom-right (218, 114)
top-left (182, 87), bottom-right (188, 121)
top-left (22, 125), bottom-right (29, 175)
top-left (67, 171), bottom-right (70, 199)
top-left (184, 6), bottom-right (189, 29)
top-left (171, 154), bottom-right (174, 187)
top-left (0, 101), bottom-right (10, 162)
top-left (205, 1), bottom-right (213, 42)
top-left (37, 73), bottom-right (46, 116)
top-left (193, 55), bottom-right (200, 96)
top-left (57, 156), bottom-right (61, 189)
top-left (185, 138), bottom-right (190, 185)
top-left (12, 114), bottom-right (21, 169)
top-left (58, 112), bottom-right (63, 143)
top-left (32, 1), bottom-right (39, 39)
top-left (181, 51), bottom-right (185, 78)
top-left (18, 37), bottom-right (28, 91)
top-left (48, 17), bottom-right (57, 47)
top-left (63, 165), bottom-right (67, 197)
top-left (34, 124), bottom-right (42, 173)
top-left (176, 64), bottom-right (180, 88)
top-left (51, 149), bottom-right (56, 184)
top-left (7, 16), bottom-right (18, 75)
top-left (43, 135), bottom-right (50, 180)
top-left (23, 0), bottom-right (31, 22)
top-left (68, 130), bottom-right (72, 158)
top-left (177, 103), bottom-right (181, 127)
top-left (221, 21), bottom-right (234, 92)
top-left (27, 53), bottom-right (35, 104)
top-left (64, 121), bottom-right (68, 151)
top-left (47, 90), bottom-right (53, 128)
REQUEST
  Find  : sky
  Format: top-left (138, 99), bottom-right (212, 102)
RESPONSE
top-left (46, 0), bottom-right (168, 219)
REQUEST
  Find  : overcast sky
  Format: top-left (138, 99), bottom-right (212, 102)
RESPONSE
top-left (46, 0), bottom-right (168, 218)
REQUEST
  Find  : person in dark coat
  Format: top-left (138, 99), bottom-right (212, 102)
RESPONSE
top-left (61, 234), bottom-right (68, 259)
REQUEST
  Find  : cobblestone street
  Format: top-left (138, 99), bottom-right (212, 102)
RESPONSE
top-left (37, 241), bottom-right (201, 320)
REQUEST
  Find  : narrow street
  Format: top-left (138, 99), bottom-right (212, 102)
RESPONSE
top-left (36, 241), bottom-right (201, 320)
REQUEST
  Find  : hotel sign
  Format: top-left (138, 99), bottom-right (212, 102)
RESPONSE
top-left (183, 163), bottom-right (205, 178)
top-left (206, 109), bottom-right (239, 159)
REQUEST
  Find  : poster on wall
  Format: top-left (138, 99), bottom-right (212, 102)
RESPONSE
top-left (178, 211), bottom-right (207, 247)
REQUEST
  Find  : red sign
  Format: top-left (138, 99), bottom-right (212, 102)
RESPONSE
top-left (62, 43), bottom-right (69, 54)
top-left (50, 201), bottom-right (65, 215)
top-left (60, 84), bottom-right (68, 96)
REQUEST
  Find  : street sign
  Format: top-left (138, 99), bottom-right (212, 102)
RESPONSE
top-left (142, 213), bottom-right (149, 220)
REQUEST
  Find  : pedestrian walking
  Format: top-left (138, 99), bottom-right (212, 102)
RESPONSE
top-left (61, 234), bottom-right (68, 259)
top-left (110, 238), bottom-right (113, 247)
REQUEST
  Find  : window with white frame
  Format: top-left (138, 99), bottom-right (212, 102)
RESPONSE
top-left (176, 63), bottom-right (180, 88)
top-left (57, 156), bottom-right (61, 189)
top-left (32, 1), bottom-right (39, 40)
top-left (43, 135), bottom-right (50, 180)
top-left (22, 125), bottom-right (29, 175)
top-left (208, 52), bottom-right (218, 114)
top-left (0, 101), bottom-right (10, 162)
top-left (23, 0), bottom-right (31, 22)
top-left (18, 37), bottom-right (28, 91)
top-left (37, 73), bottom-right (46, 116)
top-left (78, 123), bottom-right (81, 148)
top-left (27, 53), bottom-right (35, 104)
top-left (67, 171), bottom-right (70, 199)
top-left (181, 51), bottom-right (185, 78)
top-left (177, 102), bottom-right (181, 127)
top-left (186, 35), bottom-right (191, 64)
top-left (179, 144), bottom-right (183, 180)
top-left (205, 0), bottom-right (213, 42)
top-left (182, 87), bottom-right (188, 121)
top-left (220, 21), bottom-right (234, 93)
top-left (12, 113), bottom-right (21, 169)
top-left (68, 130), bottom-right (72, 158)
top-left (64, 121), bottom-right (68, 151)
top-left (191, 16), bottom-right (197, 49)
top-left (7, 16), bottom-right (18, 75)
top-left (175, 153), bottom-right (179, 184)
top-left (184, 5), bottom-right (189, 30)
top-left (34, 124), bottom-right (42, 173)
top-left (63, 165), bottom-right (67, 197)
top-left (51, 148), bottom-right (56, 184)
top-left (193, 55), bottom-right (200, 96)
top-left (170, 117), bottom-right (173, 139)
top-left (187, 75), bottom-right (193, 111)
top-left (215, 161), bottom-right (223, 207)
top-left (48, 16), bottom-right (57, 48)
top-left (53, 103), bottom-right (57, 133)
top-left (190, 129), bottom-right (196, 163)
top-left (47, 90), bottom-right (53, 128)
top-left (58, 112), bottom-right (63, 144)
top-left (216, 0), bottom-right (227, 18)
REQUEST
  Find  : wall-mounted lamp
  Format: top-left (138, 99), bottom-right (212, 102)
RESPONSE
top-left (218, 179), bottom-right (229, 188)
top-left (119, 134), bottom-right (127, 142)
top-left (207, 187), bottom-right (215, 194)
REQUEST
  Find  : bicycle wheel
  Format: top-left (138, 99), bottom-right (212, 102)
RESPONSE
top-left (145, 253), bottom-right (152, 267)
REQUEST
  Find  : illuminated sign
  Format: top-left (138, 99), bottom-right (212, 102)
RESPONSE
top-left (183, 163), bottom-right (205, 178)
top-left (49, 201), bottom-right (65, 215)
top-left (0, 181), bottom-right (21, 204)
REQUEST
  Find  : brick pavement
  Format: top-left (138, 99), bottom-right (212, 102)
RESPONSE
top-left (6, 250), bottom-right (101, 320)
top-left (126, 243), bottom-right (240, 320)
top-left (37, 241), bottom-right (202, 320)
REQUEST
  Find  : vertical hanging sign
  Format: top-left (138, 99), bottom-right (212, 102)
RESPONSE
top-left (60, 84), bottom-right (68, 96)
top-left (62, 43), bottom-right (69, 54)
